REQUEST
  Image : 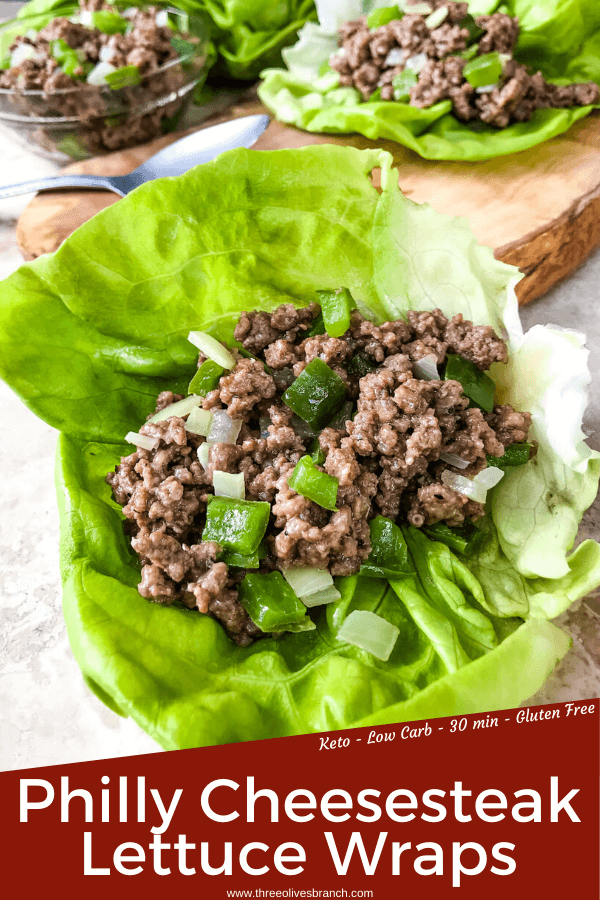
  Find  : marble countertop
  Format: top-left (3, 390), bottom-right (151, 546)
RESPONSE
top-left (1, 91), bottom-right (599, 769)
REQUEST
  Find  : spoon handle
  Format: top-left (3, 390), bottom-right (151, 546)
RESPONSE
top-left (0, 173), bottom-right (123, 200)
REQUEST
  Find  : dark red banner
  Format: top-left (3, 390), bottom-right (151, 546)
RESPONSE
top-left (2, 699), bottom-right (598, 898)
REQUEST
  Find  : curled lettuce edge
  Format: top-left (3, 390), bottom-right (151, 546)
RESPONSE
top-left (258, 0), bottom-right (600, 161)
top-left (0, 144), bottom-right (597, 747)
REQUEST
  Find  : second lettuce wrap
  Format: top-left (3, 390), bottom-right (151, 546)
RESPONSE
top-left (259, 0), bottom-right (600, 160)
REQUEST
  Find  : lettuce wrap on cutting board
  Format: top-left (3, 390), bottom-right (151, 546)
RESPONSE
top-left (259, 0), bottom-right (600, 160)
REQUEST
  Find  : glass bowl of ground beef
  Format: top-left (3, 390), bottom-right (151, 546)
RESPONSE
top-left (0, 1), bottom-right (210, 160)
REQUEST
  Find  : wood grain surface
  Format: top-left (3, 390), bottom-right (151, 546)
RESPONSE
top-left (16, 98), bottom-right (600, 305)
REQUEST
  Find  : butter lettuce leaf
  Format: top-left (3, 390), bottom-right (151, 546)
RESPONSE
top-left (259, 0), bottom-right (600, 160)
top-left (0, 145), bottom-right (597, 747)
top-left (55, 432), bottom-right (570, 746)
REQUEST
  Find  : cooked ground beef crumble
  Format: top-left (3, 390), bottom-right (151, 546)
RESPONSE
top-left (107, 301), bottom-right (533, 645)
top-left (329, 1), bottom-right (599, 128)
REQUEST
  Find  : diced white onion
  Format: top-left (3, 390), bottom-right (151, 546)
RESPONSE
top-left (301, 585), bottom-right (342, 607)
top-left (439, 451), bottom-right (470, 469)
top-left (213, 470), bottom-right (245, 500)
top-left (99, 45), bottom-right (117, 63)
top-left (125, 431), bottom-right (157, 452)
top-left (25, 29), bottom-right (38, 40)
top-left (86, 61), bottom-right (116, 85)
top-left (147, 394), bottom-right (202, 424)
top-left (283, 567), bottom-right (334, 598)
top-left (401, 1), bottom-right (433, 13)
top-left (11, 44), bottom-right (36, 67)
top-left (384, 48), bottom-right (404, 67)
top-left (412, 355), bottom-right (439, 380)
top-left (185, 407), bottom-right (213, 436)
top-left (286, 619), bottom-right (317, 633)
top-left (124, 7), bottom-right (137, 16)
top-left (499, 53), bottom-right (511, 66)
top-left (474, 466), bottom-right (505, 489)
top-left (441, 469), bottom-right (487, 504)
top-left (405, 52), bottom-right (428, 72)
top-left (338, 610), bottom-right (399, 661)
top-left (206, 409), bottom-right (242, 445)
top-left (476, 83), bottom-right (498, 93)
top-left (187, 331), bottom-right (235, 369)
top-left (198, 441), bottom-right (212, 469)
top-left (155, 9), bottom-right (169, 26)
top-left (425, 5), bottom-right (448, 29)
top-left (79, 9), bottom-right (93, 26)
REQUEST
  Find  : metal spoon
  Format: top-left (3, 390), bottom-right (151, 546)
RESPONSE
top-left (0, 114), bottom-right (270, 200)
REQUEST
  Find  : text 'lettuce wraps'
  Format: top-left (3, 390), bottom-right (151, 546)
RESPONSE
top-left (0, 145), bottom-right (598, 748)
top-left (259, 0), bottom-right (600, 161)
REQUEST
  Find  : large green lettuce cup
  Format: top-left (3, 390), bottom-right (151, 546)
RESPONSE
top-left (259, 0), bottom-right (600, 161)
top-left (0, 146), bottom-right (598, 749)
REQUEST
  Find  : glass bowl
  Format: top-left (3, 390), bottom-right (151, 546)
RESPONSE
top-left (0, 8), bottom-right (210, 161)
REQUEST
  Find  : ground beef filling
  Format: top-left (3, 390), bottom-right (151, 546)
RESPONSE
top-left (330, 1), bottom-right (599, 128)
top-left (107, 302), bottom-right (532, 644)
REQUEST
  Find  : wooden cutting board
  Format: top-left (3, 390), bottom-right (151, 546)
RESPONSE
top-left (16, 98), bottom-right (600, 305)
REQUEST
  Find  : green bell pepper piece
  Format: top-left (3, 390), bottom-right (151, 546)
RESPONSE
top-left (367, 5), bottom-right (403, 29)
top-left (90, 11), bottom-right (128, 35)
top-left (392, 68), bottom-right (418, 102)
top-left (360, 517), bottom-right (415, 578)
top-left (105, 65), bottom-right (141, 90)
top-left (348, 352), bottom-right (377, 379)
top-left (61, 55), bottom-right (83, 77)
top-left (288, 456), bottom-right (339, 511)
top-left (328, 400), bottom-right (354, 431)
top-left (188, 359), bottom-right (224, 396)
top-left (50, 39), bottom-right (85, 78)
top-left (444, 353), bottom-right (495, 413)
top-left (283, 358), bottom-right (347, 429)
top-left (203, 497), bottom-right (270, 555)
top-left (305, 311), bottom-right (325, 337)
top-left (460, 13), bottom-right (485, 45)
top-left (459, 45), bottom-right (479, 61)
top-left (487, 442), bottom-right (533, 469)
top-left (222, 550), bottom-right (260, 569)
top-left (171, 35), bottom-right (197, 60)
top-left (286, 618), bottom-right (317, 633)
top-left (238, 571), bottom-right (309, 632)
top-left (463, 52), bottom-right (502, 89)
top-left (222, 540), bottom-right (268, 569)
top-left (50, 39), bottom-right (73, 61)
top-left (316, 287), bottom-right (354, 338)
top-left (422, 521), bottom-right (484, 556)
top-left (309, 438), bottom-right (326, 466)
